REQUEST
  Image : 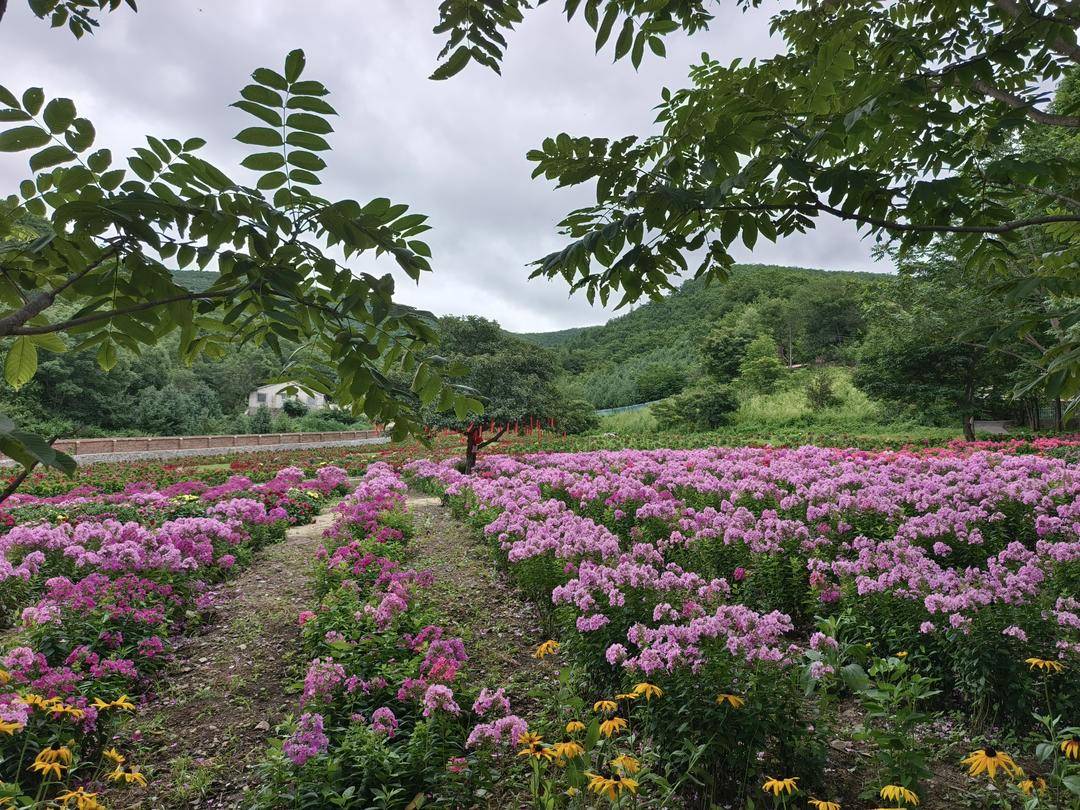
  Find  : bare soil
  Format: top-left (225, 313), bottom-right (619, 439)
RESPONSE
top-left (101, 510), bottom-right (336, 809)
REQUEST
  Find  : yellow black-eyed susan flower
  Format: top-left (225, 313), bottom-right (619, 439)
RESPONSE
top-left (36, 744), bottom-right (73, 766)
top-left (611, 754), bottom-right (640, 774)
top-left (585, 771), bottom-right (638, 800)
top-left (1025, 657), bottom-right (1064, 674)
top-left (895, 651), bottom-right (908, 659)
top-left (565, 720), bottom-right (586, 734)
top-left (632, 682), bottom-right (663, 701)
top-left (103, 747), bottom-right (125, 765)
top-left (30, 752), bottom-right (67, 780)
top-left (109, 764), bottom-right (148, 786)
top-left (880, 784), bottom-right (919, 805)
top-left (94, 695), bottom-right (136, 712)
top-left (961, 747), bottom-right (1022, 779)
top-left (614, 692), bottom-right (639, 701)
top-left (593, 699), bottom-right (617, 714)
top-left (1061, 738), bottom-right (1080, 760)
top-left (0, 720), bottom-right (21, 735)
top-left (762, 776), bottom-right (799, 796)
top-left (534, 640), bottom-right (559, 659)
top-left (0, 668), bottom-right (9, 686)
top-left (57, 787), bottom-right (106, 809)
top-left (716, 693), bottom-right (746, 708)
top-left (1018, 777), bottom-right (1048, 796)
top-left (599, 716), bottom-right (628, 737)
top-left (550, 741), bottom-right (584, 761)
top-left (808, 800), bottom-right (841, 810)
top-left (516, 732), bottom-right (555, 761)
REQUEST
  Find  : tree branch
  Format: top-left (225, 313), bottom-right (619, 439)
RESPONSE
top-left (0, 245), bottom-right (121, 337)
top-left (476, 425), bottom-right (508, 450)
top-left (971, 78), bottom-right (1080, 126)
top-left (0, 0), bottom-right (7, 26)
top-left (8, 284), bottom-right (252, 336)
top-left (994, 0), bottom-right (1080, 62)
top-left (702, 200), bottom-right (1080, 235)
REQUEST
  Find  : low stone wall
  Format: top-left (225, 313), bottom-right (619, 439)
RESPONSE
top-left (53, 429), bottom-right (381, 456)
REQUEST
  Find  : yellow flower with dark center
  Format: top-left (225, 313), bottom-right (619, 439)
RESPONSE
top-left (52, 703), bottom-right (85, 720)
top-left (103, 747), bottom-right (125, 765)
top-left (1018, 777), bottom-right (1048, 796)
top-left (94, 694), bottom-right (135, 712)
top-left (1061, 738), bottom-right (1080, 760)
top-left (632, 682), bottom-right (663, 701)
top-left (611, 754), bottom-right (640, 774)
top-left (880, 784), bottom-right (919, 805)
top-left (1025, 657), bottom-right (1064, 674)
top-left (762, 776), bottom-right (799, 796)
top-left (533, 640), bottom-right (559, 659)
top-left (0, 668), bottom-right (9, 686)
top-left (21, 693), bottom-right (50, 709)
top-left (585, 771), bottom-right (638, 801)
top-left (961, 747), bottom-right (1022, 779)
top-left (716, 693), bottom-right (746, 708)
top-left (57, 788), bottom-right (106, 809)
top-left (808, 800), bottom-right (841, 810)
top-left (565, 720), bottom-right (586, 734)
top-left (895, 651), bottom-right (908, 658)
top-left (598, 716), bottom-right (628, 737)
top-left (109, 765), bottom-right (148, 786)
top-left (593, 699), bottom-right (617, 714)
top-left (516, 733), bottom-right (555, 761)
top-left (30, 758), bottom-right (65, 780)
top-left (550, 741), bottom-right (584, 761)
top-left (36, 744), bottom-right (73, 765)
top-left (0, 719), bottom-right (22, 735)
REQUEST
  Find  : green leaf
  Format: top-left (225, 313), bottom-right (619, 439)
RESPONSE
top-left (29, 144), bottom-right (75, 171)
top-left (256, 171), bottom-right (288, 190)
top-left (285, 132), bottom-right (330, 151)
top-left (5, 337), bottom-right (38, 389)
top-left (252, 67), bottom-right (289, 91)
top-left (287, 150), bottom-right (326, 171)
top-left (42, 97), bottom-right (76, 133)
top-left (284, 49), bottom-right (307, 83)
top-left (233, 100), bottom-right (282, 127)
top-left (430, 46), bottom-right (471, 81)
top-left (235, 127), bottom-right (283, 147)
top-left (286, 112), bottom-right (333, 134)
top-left (240, 84), bottom-right (283, 108)
top-left (0, 126), bottom-right (50, 152)
top-left (29, 332), bottom-right (67, 352)
top-left (289, 80), bottom-right (328, 96)
top-left (65, 118), bottom-right (95, 151)
top-left (97, 340), bottom-right (117, 371)
top-left (0, 85), bottom-right (18, 108)
top-left (240, 152), bottom-right (286, 171)
top-left (21, 88), bottom-right (44, 116)
top-left (286, 96), bottom-right (336, 115)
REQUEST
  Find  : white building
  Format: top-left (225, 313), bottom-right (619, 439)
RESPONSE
top-left (246, 382), bottom-right (328, 415)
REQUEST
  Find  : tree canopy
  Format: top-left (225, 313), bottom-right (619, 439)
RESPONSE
top-left (0, 48), bottom-right (476, 473)
top-left (428, 0), bottom-right (1080, 400)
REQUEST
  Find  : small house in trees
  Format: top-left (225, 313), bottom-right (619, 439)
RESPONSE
top-left (246, 382), bottom-right (327, 415)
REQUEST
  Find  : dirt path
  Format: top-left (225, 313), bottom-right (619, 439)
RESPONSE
top-left (104, 510), bottom-right (337, 809)
top-left (405, 493), bottom-right (556, 705)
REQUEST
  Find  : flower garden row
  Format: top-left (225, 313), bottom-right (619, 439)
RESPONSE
top-left (406, 445), bottom-right (1080, 807)
top-left (253, 464), bottom-right (675, 809)
top-left (0, 464), bottom-right (351, 807)
top-left (8, 432), bottom-right (1078, 500)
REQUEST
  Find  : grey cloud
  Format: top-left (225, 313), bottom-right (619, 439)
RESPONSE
top-left (0, 0), bottom-right (891, 332)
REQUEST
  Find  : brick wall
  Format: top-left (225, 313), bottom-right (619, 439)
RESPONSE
top-left (52, 429), bottom-right (381, 456)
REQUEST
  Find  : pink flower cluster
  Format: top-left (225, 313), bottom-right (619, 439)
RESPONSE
top-left (408, 444), bottom-right (1080, 676)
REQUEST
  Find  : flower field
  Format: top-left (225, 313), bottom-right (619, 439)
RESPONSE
top-left (1, 438), bottom-right (1079, 808)
top-left (402, 444), bottom-right (1080, 807)
top-left (0, 463), bottom-right (351, 807)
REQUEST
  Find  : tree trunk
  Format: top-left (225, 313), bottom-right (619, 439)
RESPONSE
top-left (0, 0), bottom-right (8, 26)
top-left (961, 350), bottom-right (978, 442)
top-left (464, 430), bottom-right (479, 474)
top-left (1054, 396), bottom-right (1064, 433)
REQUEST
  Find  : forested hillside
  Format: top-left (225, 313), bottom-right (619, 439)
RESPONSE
top-left (519, 264), bottom-right (880, 409)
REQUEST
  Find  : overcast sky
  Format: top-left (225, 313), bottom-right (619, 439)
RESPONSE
top-left (0, 1), bottom-right (891, 332)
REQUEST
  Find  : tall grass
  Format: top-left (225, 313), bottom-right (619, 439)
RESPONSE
top-left (599, 408), bottom-right (658, 433)
top-left (736, 367), bottom-right (881, 427)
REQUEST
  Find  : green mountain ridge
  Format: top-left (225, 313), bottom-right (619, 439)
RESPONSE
top-left (514, 264), bottom-right (888, 408)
